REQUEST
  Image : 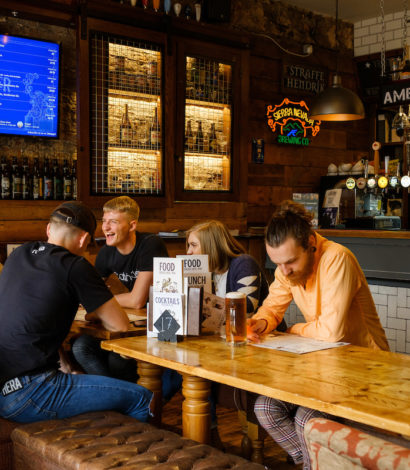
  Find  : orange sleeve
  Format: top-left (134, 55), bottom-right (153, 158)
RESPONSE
top-left (289, 251), bottom-right (361, 342)
top-left (252, 267), bottom-right (293, 333)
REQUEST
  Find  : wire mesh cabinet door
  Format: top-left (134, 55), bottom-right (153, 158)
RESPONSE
top-left (175, 39), bottom-right (248, 202)
top-left (90, 31), bottom-right (164, 197)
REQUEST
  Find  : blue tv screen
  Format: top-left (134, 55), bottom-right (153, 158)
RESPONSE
top-left (0, 34), bottom-right (60, 138)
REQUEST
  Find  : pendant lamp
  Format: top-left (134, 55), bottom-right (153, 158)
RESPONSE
top-left (309, 0), bottom-right (365, 121)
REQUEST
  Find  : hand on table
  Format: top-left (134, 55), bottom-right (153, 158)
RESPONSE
top-left (247, 318), bottom-right (268, 343)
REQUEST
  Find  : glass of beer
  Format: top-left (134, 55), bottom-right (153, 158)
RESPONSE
top-left (225, 292), bottom-right (247, 346)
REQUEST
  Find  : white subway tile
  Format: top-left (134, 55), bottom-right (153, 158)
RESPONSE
top-left (397, 307), bottom-right (410, 320)
top-left (396, 330), bottom-right (406, 353)
top-left (387, 318), bottom-right (406, 330)
top-left (377, 305), bottom-right (387, 327)
top-left (398, 288), bottom-right (407, 308)
top-left (354, 45), bottom-right (370, 57)
top-left (369, 285), bottom-right (379, 294)
top-left (406, 342), bottom-right (410, 354)
top-left (384, 31), bottom-right (394, 41)
top-left (384, 13), bottom-right (394, 22)
top-left (385, 328), bottom-right (396, 340)
top-left (393, 11), bottom-right (405, 20)
top-left (380, 286), bottom-right (398, 295)
top-left (354, 37), bottom-right (362, 47)
top-left (408, 296), bottom-right (410, 308)
top-left (386, 39), bottom-right (403, 50)
top-left (394, 29), bottom-right (404, 40)
top-left (362, 17), bottom-right (377, 27)
top-left (361, 35), bottom-right (377, 46)
top-left (370, 24), bottom-right (382, 34)
top-left (386, 19), bottom-right (403, 31)
top-left (407, 320), bottom-right (410, 343)
top-left (388, 295), bottom-right (398, 317)
top-left (388, 339), bottom-right (396, 353)
top-left (355, 26), bottom-right (369, 38)
top-left (373, 293), bottom-right (387, 305)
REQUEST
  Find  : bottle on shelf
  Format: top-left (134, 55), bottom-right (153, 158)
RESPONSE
top-left (21, 157), bottom-right (30, 200)
top-left (72, 160), bottom-right (78, 200)
top-left (195, 120), bottom-right (204, 152)
top-left (120, 104), bottom-right (133, 147)
top-left (63, 159), bottom-right (72, 200)
top-left (52, 158), bottom-right (63, 200)
top-left (209, 123), bottom-right (218, 154)
top-left (150, 107), bottom-right (161, 148)
top-left (11, 156), bottom-right (22, 200)
top-left (0, 156), bottom-right (11, 200)
top-left (31, 157), bottom-right (43, 200)
top-left (185, 120), bottom-right (194, 151)
top-left (43, 158), bottom-right (53, 200)
top-left (203, 126), bottom-right (210, 153)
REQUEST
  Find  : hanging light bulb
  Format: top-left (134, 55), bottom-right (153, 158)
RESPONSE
top-left (309, 0), bottom-right (365, 121)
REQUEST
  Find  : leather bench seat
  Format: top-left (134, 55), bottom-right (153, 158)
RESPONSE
top-left (0, 417), bottom-right (19, 470)
top-left (11, 410), bottom-right (265, 470)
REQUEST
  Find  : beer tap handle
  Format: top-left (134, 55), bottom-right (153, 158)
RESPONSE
top-left (372, 141), bottom-right (381, 176)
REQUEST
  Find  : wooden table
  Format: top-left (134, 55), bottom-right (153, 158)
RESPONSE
top-left (70, 307), bottom-right (147, 340)
top-left (101, 335), bottom-right (410, 445)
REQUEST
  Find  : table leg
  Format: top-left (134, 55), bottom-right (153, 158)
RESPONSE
top-left (182, 374), bottom-right (211, 444)
top-left (137, 361), bottom-right (163, 425)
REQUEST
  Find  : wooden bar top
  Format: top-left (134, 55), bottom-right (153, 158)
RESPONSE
top-left (101, 335), bottom-right (410, 436)
top-left (317, 229), bottom-right (410, 239)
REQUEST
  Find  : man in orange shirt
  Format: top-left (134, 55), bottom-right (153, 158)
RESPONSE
top-left (248, 200), bottom-right (389, 469)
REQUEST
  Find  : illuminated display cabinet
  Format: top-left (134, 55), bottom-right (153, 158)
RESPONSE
top-left (77, 18), bottom-right (248, 205)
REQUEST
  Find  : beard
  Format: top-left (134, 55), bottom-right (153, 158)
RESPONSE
top-left (286, 249), bottom-right (315, 286)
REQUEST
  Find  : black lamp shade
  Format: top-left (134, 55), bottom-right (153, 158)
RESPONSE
top-left (309, 75), bottom-right (365, 121)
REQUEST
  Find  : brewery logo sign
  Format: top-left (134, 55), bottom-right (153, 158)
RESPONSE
top-left (266, 98), bottom-right (321, 146)
top-left (282, 62), bottom-right (327, 95)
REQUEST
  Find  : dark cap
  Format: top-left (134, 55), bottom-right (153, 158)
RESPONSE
top-left (51, 201), bottom-right (97, 239)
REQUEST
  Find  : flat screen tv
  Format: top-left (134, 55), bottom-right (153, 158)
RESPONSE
top-left (0, 34), bottom-right (60, 138)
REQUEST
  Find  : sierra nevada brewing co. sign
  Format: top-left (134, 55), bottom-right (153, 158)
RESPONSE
top-left (266, 98), bottom-right (321, 146)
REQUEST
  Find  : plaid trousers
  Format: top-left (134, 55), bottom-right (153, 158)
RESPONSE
top-left (254, 396), bottom-right (330, 469)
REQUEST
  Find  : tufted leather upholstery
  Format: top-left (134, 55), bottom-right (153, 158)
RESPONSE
top-left (11, 410), bottom-right (266, 470)
top-left (0, 417), bottom-right (19, 470)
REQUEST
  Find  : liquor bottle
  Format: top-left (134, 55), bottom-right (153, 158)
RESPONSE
top-left (43, 158), bottom-right (53, 200)
top-left (32, 157), bottom-right (43, 200)
top-left (52, 159), bottom-right (63, 200)
top-left (0, 156), bottom-right (11, 200)
top-left (195, 120), bottom-right (204, 152)
top-left (209, 123), bottom-right (218, 154)
top-left (11, 156), bottom-right (22, 200)
top-left (72, 160), bottom-right (78, 200)
top-left (63, 159), bottom-right (72, 200)
top-left (21, 157), bottom-right (30, 200)
top-left (120, 104), bottom-right (133, 146)
top-left (150, 107), bottom-right (161, 148)
top-left (203, 126), bottom-right (210, 153)
top-left (185, 120), bottom-right (194, 151)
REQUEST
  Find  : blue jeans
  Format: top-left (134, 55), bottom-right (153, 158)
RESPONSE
top-left (72, 335), bottom-right (182, 401)
top-left (0, 370), bottom-right (152, 424)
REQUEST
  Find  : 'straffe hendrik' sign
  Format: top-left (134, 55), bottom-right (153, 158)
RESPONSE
top-left (282, 63), bottom-right (326, 95)
top-left (381, 80), bottom-right (410, 106)
top-left (266, 98), bottom-right (321, 146)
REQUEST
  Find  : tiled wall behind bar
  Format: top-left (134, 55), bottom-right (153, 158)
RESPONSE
top-left (354, 10), bottom-right (409, 56)
top-left (283, 286), bottom-right (410, 354)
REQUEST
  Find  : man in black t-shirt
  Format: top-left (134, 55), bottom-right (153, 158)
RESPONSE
top-left (72, 197), bottom-right (181, 398)
top-left (95, 196), bottom-right (168, 308)
top-left (0, 202), bottom-right (152, 424)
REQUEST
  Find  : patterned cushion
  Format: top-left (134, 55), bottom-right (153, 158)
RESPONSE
top-left (305, 418), bottom-right (410, 470)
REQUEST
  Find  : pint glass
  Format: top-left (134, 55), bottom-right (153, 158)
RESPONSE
top-left (225, 292), bottom-right (247, 345)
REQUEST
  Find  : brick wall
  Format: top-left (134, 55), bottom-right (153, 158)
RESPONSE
top-left (283, 286), bottom-right (410, 354)
top-left (354, 10), bottom-right (409, 56)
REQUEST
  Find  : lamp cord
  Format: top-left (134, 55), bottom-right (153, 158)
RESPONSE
top-left (254, 33), bottom-right (312, 57)
top-left (335, 0), bottom-right (340, 76)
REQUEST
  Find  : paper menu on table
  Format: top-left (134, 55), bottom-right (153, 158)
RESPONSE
top-left (153, 257), bottom-right (184, 293)
top-left (251, 332), bottom-right (348, 354)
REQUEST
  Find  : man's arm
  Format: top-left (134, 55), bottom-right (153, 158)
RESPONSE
top-left (86, 297), bottom-right (129, 332)
top-left (114, 271), bottom-right (153, 309)
top-left (288, 251), bottom-right (361, 342)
